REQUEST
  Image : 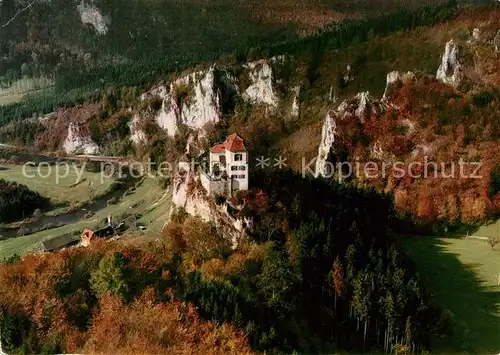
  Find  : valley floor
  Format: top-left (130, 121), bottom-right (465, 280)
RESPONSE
top-left (0, 176), bottom-right (172, 260)
top-left (404, 235), bottom-right (500, 354)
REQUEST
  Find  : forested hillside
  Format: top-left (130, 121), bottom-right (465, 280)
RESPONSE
top-left (0, 170), bottom-right (446, 354)
top-left (0, 0), bottom-right (457, 125)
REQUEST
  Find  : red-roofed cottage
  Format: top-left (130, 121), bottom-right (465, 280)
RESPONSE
top-left (204, 133), bottom-right (248, 193)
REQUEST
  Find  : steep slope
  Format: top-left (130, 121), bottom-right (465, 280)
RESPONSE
top-left (2, 3), bottom-right (500, 226)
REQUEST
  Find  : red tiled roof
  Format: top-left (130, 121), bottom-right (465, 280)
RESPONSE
top-left (224, 133), bottom-right (246, 152)
top-left (210, 143), bottom-right (225, 153)
top-left (210, 134), bottom-right (247, 153)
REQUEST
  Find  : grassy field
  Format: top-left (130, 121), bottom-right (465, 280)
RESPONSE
top-left (0, 164), bottom-right (114, 206)
top-left (0, 77), bottom-right (54, 106)
top-left (0, 93), bottom-right (24, 105)
top-left (472, 219), bottom-right (500, 240)
top-left (0, 177), bottom-right (171, 260)
top-left (404, 236), bottom-right (500, 354)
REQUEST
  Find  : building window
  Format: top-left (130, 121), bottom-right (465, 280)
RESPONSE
top-left (239, 166), bottom-right (246, 171)
top-left (238, 174), bottom-right (245, 179)
top-left (234, 153), bottom-right (243, 161)
top-left (231, 166), bottom-right (237, 171)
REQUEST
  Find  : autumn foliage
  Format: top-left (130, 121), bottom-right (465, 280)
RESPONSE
top-left (328, 75), bottom-right (500, 223)
top-left (0, 243), bottom-right (250, 354)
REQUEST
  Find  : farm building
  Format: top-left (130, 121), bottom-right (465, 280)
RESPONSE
top-left (41, 234), bottom-right (80, 252)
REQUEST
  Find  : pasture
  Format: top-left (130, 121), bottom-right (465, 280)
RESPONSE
top-left (0, 164), bottom-right (114, 206)
top-left (0, 177), bottom-right (171, 260)
top-left (404, 236), bottom-right (500, 354)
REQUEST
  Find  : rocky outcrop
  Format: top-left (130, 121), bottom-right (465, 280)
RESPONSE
top-left (315, 111), bottom-right (337, 177)
top-left (337, 91), bottom-right (381, 123)
top-left (129, 114), bottom-right (146, 145)
top-left (242, 60), bottom-right (279, 107)
top-left (145, 67), bottom-right (237, 137)
top-left (436, 39), bottom-right (463, 87)
top-left (142, 58), bottom-right (286, 137)
top-left (177, 68), bottom-right (226, 132)
top-left (494, 30), bottom-right (500, 53)
top-left (382, 71), bottom-right (415, 101)
top-left (76, 1), bottom-right (110, 35)
top-left (291, 86), bottom-right (300, 117)
top-left (62, 122), bottom-right (99, 155)
top-left (172, 162), bottom-right (193, 209)
top-left (472, 28), bottom-right (481, 42)
top-left (315, 90), bottom-right (385, 177)
top-left (153, 89), bottom-right (178, 137)
top-left (172, 162), bottom-right (245, 247)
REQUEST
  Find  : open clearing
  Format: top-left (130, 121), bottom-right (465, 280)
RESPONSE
top-left (0, 77), bottom-right (54, 106)
top-left (472, 219), bottom-right (500, 240)
top-left (404, 236), bottom-right (500, 354)
top-left (0, 177), bottom-right (171, 260)
top-left (0, 164), bottom-right (114, 206)
top-left (0, 93), bottom-right (23, 105)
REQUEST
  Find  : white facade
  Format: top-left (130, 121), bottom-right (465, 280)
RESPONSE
top-left (209, 150), bottom-right (248, 191)
top-left (203, 134), bottom-right (249, 195)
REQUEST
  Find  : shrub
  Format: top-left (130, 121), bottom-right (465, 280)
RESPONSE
top-left (472, 90), bottom-right (494, 108)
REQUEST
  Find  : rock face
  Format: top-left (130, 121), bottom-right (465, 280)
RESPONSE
top-left (62, 122), bottom-right (99, 155)
top-left (172, 162), bottom-right (244, 247)
top-left (76, 1), bottom-right (110, 35)
top-left (494, 30), bottom-right (500, 53)
top-left (315, 90), bottom-right (384, 177)
top-left (129, 114), bottom-right (146, 145)
top-left (152, 88), bottom-right (178, 137)
top-left (472, 28), bottom-right (481, 41)
top-left (242, 60), bottom-right (279, 107)
top-left (145, 67), bottom-right (237, 137)
top-left (382, 71), bottom-right (415, 101)
top-left (436, 39), bottom-right (463, 87)
top-left (177, 68), bottom-right (224, 132)
top-left (172, 162), bottom-right (193, 209)
top-left (315, 111), bottom-right (337, 177)
top-left (337, 91), bottom-right (380, 123)
top-left (142, 59), bottom-right (284, 137)
top-left (291, 86), bottom-right (300, 117)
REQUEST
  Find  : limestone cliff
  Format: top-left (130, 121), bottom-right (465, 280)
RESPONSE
top-left (137, 58), bottom-right (284, 139)
top-left (315, 111), bottom-right (337, 177)
top-left (143, 67), bottom-right (235, 137)
top-left (172, 162), bottom-right (245, 248)
top-left (62, 122), bottom-right (100, 155)
top-left (242, 59), bottom-right (280, 107)
top-left (382, 71), bottom-right (415, 102)
top-left (436, 39), bottom-right (463, 87)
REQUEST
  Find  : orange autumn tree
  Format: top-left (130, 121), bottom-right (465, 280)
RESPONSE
top-left (84, 288), bottom-right (251, 355)
top-left (0, 242), bottom-right (251, 354)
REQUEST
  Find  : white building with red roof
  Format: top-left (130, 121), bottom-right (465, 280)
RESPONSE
top-left (201, 133), bottom-right (249, 195)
